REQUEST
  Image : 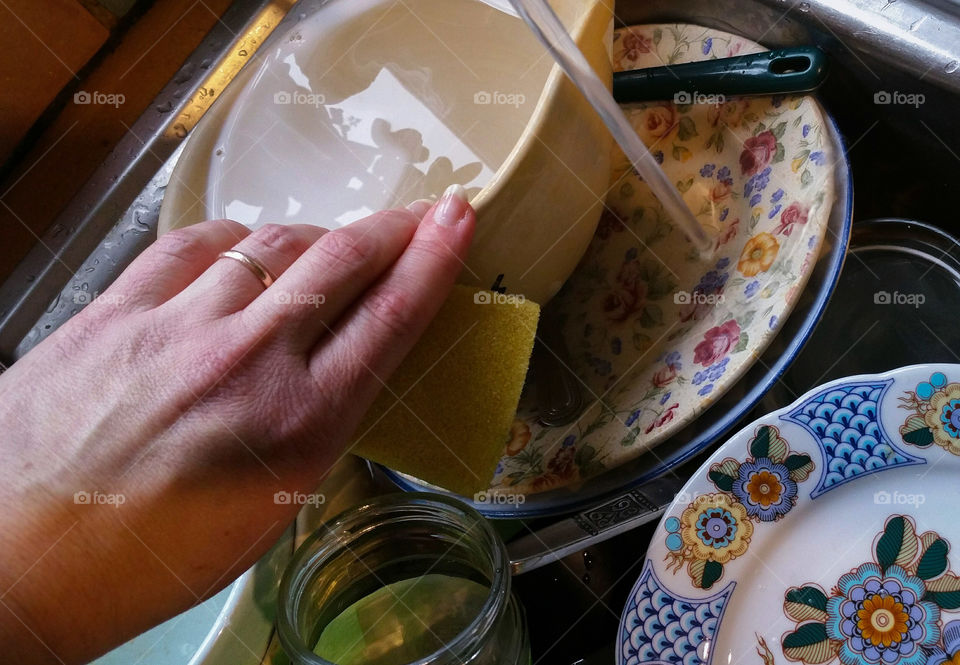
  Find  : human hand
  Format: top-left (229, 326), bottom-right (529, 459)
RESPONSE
top-left (0, 187), bottom-right (474, 664)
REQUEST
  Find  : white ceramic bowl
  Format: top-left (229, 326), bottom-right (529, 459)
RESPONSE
top-left (159, 0), bottom-right (614, 304)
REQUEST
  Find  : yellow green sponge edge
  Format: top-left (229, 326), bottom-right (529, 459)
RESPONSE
top-left (350, 286), bottom-right (540, 497)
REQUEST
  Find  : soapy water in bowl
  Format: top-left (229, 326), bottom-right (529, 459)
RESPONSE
top-left (209, 0), bottom-right (553, 230)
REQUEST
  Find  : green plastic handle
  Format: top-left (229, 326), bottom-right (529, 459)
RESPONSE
top-left (612, 46), bottom-right (828, 102)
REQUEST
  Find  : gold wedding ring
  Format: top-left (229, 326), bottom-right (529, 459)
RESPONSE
top-left (218, 250), bottom-right (276, 289)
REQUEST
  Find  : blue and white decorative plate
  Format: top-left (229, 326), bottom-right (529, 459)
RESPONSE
top-left (618, 363), bottom-right (960, 665)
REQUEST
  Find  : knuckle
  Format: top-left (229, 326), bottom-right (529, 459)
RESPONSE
top-left (404, 236), bottom-right (456, 267)
top-left (361, 287), bottom-right (417, 339)
top-left (150, 228), bottom-right (211, 267)
top-left (249, 223), bottom-right (304, 256)
top-left (313, 229), bottom-right (376, 271)
top-left (376, 208), bottom-right (421, 227)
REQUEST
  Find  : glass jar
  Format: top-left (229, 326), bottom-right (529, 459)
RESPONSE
top-left (277, 492), bottom-right (529, 665)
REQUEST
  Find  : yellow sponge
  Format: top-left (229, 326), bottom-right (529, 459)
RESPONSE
top-left (351, 286), bottom-right (540, 497)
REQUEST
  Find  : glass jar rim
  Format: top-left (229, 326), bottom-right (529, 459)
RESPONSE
top-left (277, 492), bottom-right (511, 665)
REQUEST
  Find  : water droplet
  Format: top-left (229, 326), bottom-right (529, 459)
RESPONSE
top-left (155, 100), bottom-right (174, 114)
top-left (582, 551), bottom-right (594, 569)
top-left (799, 1), bottom-right (810, 11)
top-left (173, 65), bottom-right (194, 85)
top-left (581, 573), bottom-right (591, 585)
top-left (238, 49), bottom-right (248, 57)
top-left (945, 60), bottom-right (960, 74)
top-left (171, 123), bottom-right (188, 138)
top-left (132, 205), bottom-right (152, 233)
top-left (909, 16), bottom-right (927, 31)
top-left (199, 58), bottom-right (212, 70)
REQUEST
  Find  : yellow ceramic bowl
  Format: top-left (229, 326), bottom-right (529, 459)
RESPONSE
top-left (158, 0), bottom-right (613, 304)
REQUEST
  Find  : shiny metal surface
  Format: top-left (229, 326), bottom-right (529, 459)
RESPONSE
top-left (506, 473), bottom-right (682, 575)
top-left (619, 0), bottom-right (960, 93)
top-left (0, 0), bottom-right (295, 362)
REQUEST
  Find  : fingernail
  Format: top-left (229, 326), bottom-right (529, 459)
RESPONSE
top-left (405, 198), bottom-right (435, 219)
top-left (433, 184), bottom-right (468, 227)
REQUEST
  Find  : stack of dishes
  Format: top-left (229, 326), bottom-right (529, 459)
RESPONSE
top-left (386, 23), bottom-right (853, 518)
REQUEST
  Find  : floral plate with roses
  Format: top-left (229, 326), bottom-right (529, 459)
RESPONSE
top-left (387, 24), bottom-right (839, 514)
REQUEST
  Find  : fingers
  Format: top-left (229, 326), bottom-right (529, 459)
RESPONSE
top-left (91, 219), bottom-right (250, 316)
top-left (241, 208), bottom-right (424, 350)
top-left (166, 223), bottom-right (328, 320)
top-left (308, 185), bottom-right (475, 405)
top-left (405, 198), bottom-right (435, 219)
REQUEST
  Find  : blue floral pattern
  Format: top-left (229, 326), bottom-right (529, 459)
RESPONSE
top-left (826, 563), bottom-right (939, 665)
top-left (732, 457), bottom-right (798, 521)
top-left (781, 515), bottom-right (959, 665)
top-left (665, 425), bottom-right (813, 589)
top-left (695, 506), bottom-right (739, 548)
top-left (900, 372), bottom-right (960, 456)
